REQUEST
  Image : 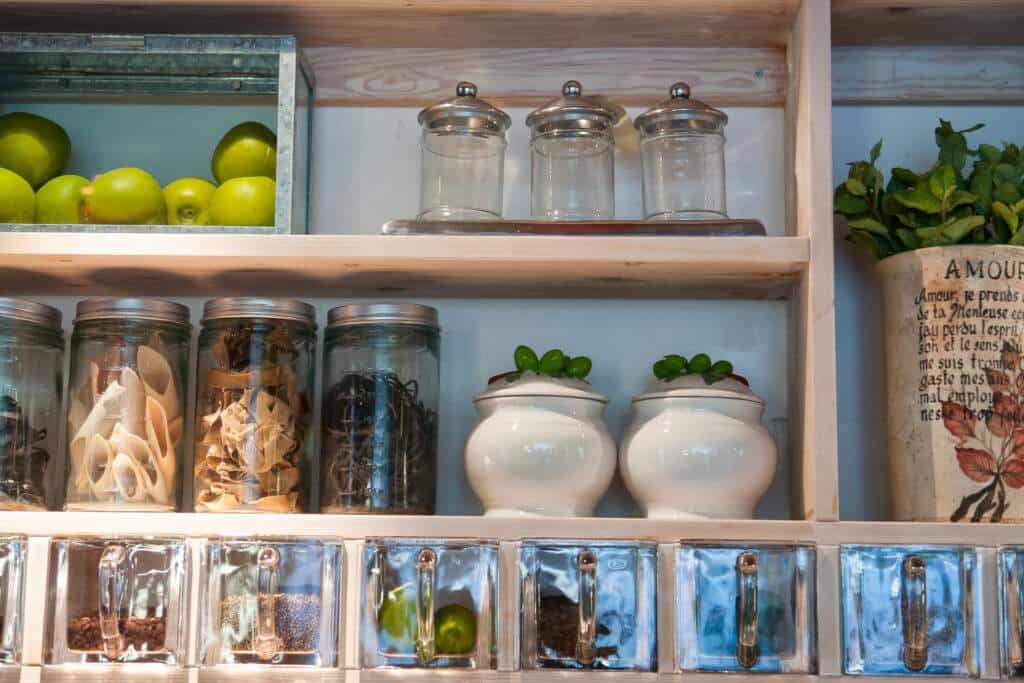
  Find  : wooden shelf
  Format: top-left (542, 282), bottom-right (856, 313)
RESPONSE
top-left (0, 233), bottom-right (807, 299)
top-left (1, 0), bottom-right (800, 48)
top-left (832, 0), bottom-right (1024, 46)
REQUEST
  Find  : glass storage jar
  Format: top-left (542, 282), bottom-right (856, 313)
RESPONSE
top-left (45, 536), bottom-right (188, 666)
top-left (199, 538), bottom-right (342, 668)
top-left (677, 544), bottom-right (817, 673)
top-left (520, 540), bottom-right (657, 671)
top-left (0, 299), bottom-right (63, 510)
top-left (999, 546), bottom-right (1024, 677)
top-left (841, 545), bottom-right (979, 677)
top-left (64, 298), bottom-right (190, 512)
top-left (0, 537), bottom-right (26, 672)
top-left (526, 80), bottom-right (625, 220)
top-left (418, 81), bottom-right (511, 220)
top-left (320, 303), bottom-right (439, 514)
top-left (634, 82), bottom-right (728, 220)
top-left (193, 298), bottom-right (316, 514)
top-left (362, 538), bottom-right (498, 669)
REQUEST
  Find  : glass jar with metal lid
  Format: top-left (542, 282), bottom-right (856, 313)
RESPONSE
top-left (321, 303), bottom-right (439, 514)
top-left (0, 299), bottom-right (62, 510)
top-left (418, 82), bottom-right (511, 221)
top-left (635, 82), bottom-right (729, 220)
top-left (526, 80), bottom-right (625, 220)
top-left (193, 298), bottom-right (317, 514)
top-left (65, 298), bottom-right (190, 511)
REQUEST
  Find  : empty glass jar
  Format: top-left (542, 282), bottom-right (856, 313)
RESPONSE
top-left (841, 545), bottom-right (979, 676)
top-left (635, 82), bottom-right (728, 220)
top-left (362, 539), bottom-right (498, 669)
top-left (526, 80), bottom-right (625, 220)
top-left (64, 299), bottom-right (190, 512)
top-left (520, 540), bottom-right (657, 671)
top-left (193, 298), bottom-right (316, 514)
top-left (0, 299), bottom-right (62, 511)
top-left (45, 537), bottom-right (188, 666)
top-left (418, 81), bottom-right (511, 220)
top-left (677, 544), bottom-right (817, 673)
top-left (320, 303), bottom-right (440, 514)
top-left (199, 538), bottom-right (342, 668)
top-left (0, 537), bottom-right (25, 670)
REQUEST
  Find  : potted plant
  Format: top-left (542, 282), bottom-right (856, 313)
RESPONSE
top-left (463, 345), bottom-right (615, 517)
top-left (836, 120), bottom-right (1024, 522)
top-left (619, 354), bottom-right (776, 519)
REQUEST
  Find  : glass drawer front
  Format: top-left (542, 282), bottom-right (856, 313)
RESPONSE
top-left (1001, 546), bottom-right (1024, 678)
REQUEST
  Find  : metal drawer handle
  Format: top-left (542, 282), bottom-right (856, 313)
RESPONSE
top-left (255, 546), bottom-right (282, 661)
top-left (416, 548), bottom-right (437, 664)
top-left (736, 550), bottom-right (760, 669)
top-left (98, 544), bottom-right (127, 660)
top-left (577, 549), bottom-right (598, 666)
top-left (901, 554), bottom-right (928, 672)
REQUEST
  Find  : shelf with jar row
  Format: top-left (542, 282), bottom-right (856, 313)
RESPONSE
top-left (0, 530), bottom-right (1021, 679)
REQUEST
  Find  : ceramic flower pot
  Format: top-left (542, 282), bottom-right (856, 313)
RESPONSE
top-left (464, 373), bottom-right (616, 517)
top-left (619, 375), bottom-right (776, 519)
top-left (879, 244), bottom-right (1024, 522)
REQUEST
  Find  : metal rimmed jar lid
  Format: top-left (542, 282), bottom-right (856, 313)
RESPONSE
top-left (74, 297), bottom-right (190, 326)
top-left (525, 80), bottom-right (626, 135)
top-left (417, 81), bottom-right (512, 135)
top-left (201, 297), bottom-right (316, 327)
top-left (0, 297), bottom-right (62, 329)
top-left (634, 82), bottom-right (728, 137)
top-left (327, 302), bottom-right (439, 329)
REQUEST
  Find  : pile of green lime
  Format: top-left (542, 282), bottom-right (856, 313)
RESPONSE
top-left (378, 584), bottom-right (478, 657)
top-left (0, 113), bottom-right (278, 227)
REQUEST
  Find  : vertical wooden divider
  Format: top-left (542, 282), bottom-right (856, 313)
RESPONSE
top-left (786, 0), bottom-right (839, 522)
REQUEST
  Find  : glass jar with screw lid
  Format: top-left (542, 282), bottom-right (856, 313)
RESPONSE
top-left (526, 80), bottom-right (625, 220)
top-left (635, 82), bottom-right (729, 220)
top-left (418, 82), bottom-right (511, 220)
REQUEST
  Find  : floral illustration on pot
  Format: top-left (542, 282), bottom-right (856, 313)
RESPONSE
top-left (941, 341), bottom-right (1024, 522)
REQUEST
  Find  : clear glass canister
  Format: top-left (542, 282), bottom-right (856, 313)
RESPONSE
top-left (65, 299), bottom-right (190, 512)
top-left (321, 303), bottom-right (439, 514)
top-left (199, 538), bottom-right (342, 668)
top-left (45, 536), bottom-right (188, 666)
top-left (193, 298), bottom-right (316, 514)
top-left (526, 80), bottom-right (625, 220)
top-left (0, 537), bottom-right (26, 670)
top-left (0, 299), bottom-right (62, 510)
top-left (418, 81), bottom-right (511, 220)
top-left (635, 82), bottom-right (728, 220)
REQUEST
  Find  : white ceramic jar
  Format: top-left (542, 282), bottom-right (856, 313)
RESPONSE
top-left (464, 373), bottom-right (616, 517)
top-left (620, 375), bottom-right (776, 519)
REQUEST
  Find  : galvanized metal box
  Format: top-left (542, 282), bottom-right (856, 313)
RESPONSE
top-left (0, 33), bottom-right (313, 233)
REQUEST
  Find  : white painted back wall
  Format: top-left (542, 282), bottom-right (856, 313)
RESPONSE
top-left (833, 105), bottom-right (1022, 520)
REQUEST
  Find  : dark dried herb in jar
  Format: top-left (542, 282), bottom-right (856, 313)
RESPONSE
top-left (0, 395), bottom-right (49, 509)
top-left (321, 372), bottom-right (437, 513)
top-left (220, 593), bottom-right (321, 653)
top-left (67, 615), bottom-right (166, 652)
top-left (537, 594), bottom-right (616, 666)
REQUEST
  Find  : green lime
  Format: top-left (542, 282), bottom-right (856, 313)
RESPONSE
top-left (208, 176), bottom-right (275, 227)
top-left (82, 167), bottom-right (166, 225)
top-left (435, 604), bottom-right (477, 655)
top-left (664, 354), bottom-right (686, 374)
top-left (538, 349), bottom-right (566, 375)
top-left (35, 174), bottom-right (88, 224)
top-left (0, 167), bottom-right (35, 223)
top-left (514, 345), bottom-right (539, 372)
top-left (689, 353), bottom-right (712, 374)
top-left (566, 356), bottom-right (592, 379)
top-left (379, 583), bottom-right (416, 649)
top-left (212, 121), bottom-right (277, 183)
top-left (711, 360), bottom-right (734, 376)
top-left (0, 112), bottom-right (70, 188)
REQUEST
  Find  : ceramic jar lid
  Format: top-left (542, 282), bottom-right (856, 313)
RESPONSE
top-left (417, 81), bottom-right (511, 135)
top-left (633, 373), bottom-right (763, 404)
top-left (475, 372), bottom-right (608, 403)
top-left (634, 82), bottom-right (728, 137)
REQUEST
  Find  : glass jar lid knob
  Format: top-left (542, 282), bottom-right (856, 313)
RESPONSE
top-left (562, 80), bottom-right (582, 97)
top-left (456, 81), bottom-right (477, 98)
top-left (670, 82), bottom-right (691, 99)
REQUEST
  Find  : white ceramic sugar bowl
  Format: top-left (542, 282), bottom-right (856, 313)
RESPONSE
top-left (620, 375), bottom-right (776, 519)
top-left (464, 373), bottom-right (616, 517)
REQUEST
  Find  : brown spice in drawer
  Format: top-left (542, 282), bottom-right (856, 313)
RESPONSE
top-left (67, 615), bottom-right (166, 652)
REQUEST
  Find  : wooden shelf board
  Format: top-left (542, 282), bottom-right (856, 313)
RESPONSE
top-left (832, 0), bottom-right (1024, 46)
top-left (0, 233), bottom-right (807, 299)
top-left (1, 0), bottom-right (800, 49)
